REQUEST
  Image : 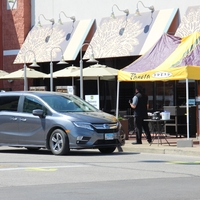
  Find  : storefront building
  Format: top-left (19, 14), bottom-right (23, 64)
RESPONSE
top-left (1, 0), bottom-right (200, 132)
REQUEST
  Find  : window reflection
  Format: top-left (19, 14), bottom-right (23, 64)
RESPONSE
top-left (139, 82), bottom-right (153, 111)
top-left (177, 80), bottom-right (196, 106)
top-left (155, 82), bottom-right (174, 110)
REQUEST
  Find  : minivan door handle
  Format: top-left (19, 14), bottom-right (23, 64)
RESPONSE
top-left (19, 118), bottom-right (27, 122)
top-left (10, 117), bottom-right (17, 121)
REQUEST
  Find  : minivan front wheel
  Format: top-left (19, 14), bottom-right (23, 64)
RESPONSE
top-left (49, 129), bottom-right (70, 155)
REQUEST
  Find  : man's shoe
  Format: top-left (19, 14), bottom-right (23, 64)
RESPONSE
top-left (132, 141), bottom-right (142, 144)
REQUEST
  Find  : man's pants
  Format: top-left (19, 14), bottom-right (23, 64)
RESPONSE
top-left (134, 116), bottom-right (152, 143)
top-left (142, 120), bottom-right (152, 143)
top-left (134, 116), bottom-right (143, 143)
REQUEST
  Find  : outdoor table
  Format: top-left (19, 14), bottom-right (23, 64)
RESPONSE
top-left (144, 119), bottom-right (174, 146)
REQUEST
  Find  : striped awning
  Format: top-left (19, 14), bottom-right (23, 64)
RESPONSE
top-left (84, 8), bottom-right (178, 59)
top-left (14, 19), bottom-right (95, 64)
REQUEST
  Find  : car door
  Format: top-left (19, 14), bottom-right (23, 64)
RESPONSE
top-left (0, 95), bottom-right (20, 144)
top-left (17, 95), bottom-right (48, 146)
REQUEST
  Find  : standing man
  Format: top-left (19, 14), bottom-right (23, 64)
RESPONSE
top-left (129, 85), bottom-right (152, 144)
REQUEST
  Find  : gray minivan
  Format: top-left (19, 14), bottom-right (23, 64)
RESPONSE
top-left (0, 91), bottom-right (125, 155)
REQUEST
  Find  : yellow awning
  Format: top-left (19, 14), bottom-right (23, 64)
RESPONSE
top-left (118, 32), bottom-right (200, 82)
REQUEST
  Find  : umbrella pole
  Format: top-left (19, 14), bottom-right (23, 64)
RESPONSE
top-left (116, 80), bottom-right (120, 118)
top-left (97, 77), bottom-right (100, 95)
top-left (97, 77), bottom-right (100, 109)
top-left (24, 63), bottom-right (28, 91)
top-left (80, 59), bottom-right (83, 99)
top-left (50, 61), bottom-right (53, 92)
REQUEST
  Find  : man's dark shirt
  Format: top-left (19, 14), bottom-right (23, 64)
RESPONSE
top-left (133, 92), bottom-right (148, 118)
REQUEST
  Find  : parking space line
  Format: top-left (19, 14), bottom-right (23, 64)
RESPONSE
top-left (0, 164), bottom-right (89, 171)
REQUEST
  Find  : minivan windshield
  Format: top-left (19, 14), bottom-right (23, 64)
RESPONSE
top-left (41, 94), bottom-right (99, 112)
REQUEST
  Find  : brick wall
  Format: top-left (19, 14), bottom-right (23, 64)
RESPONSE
top-left (1, 0), bottom-right (31, 91)
top-left (0, 2), bottom-right (3, 89)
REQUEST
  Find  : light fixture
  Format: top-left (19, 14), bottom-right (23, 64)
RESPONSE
top-left (29, 59), bottom-right (40, 67)
top-left (24, 50), bottom-right (40, 91)
top-left (135, 1), bottom-right (154, 16)
top-left (50, 47), bottom-right (68, 92)
top-left (111, 4), bottom-right (129, 19)
top-left (110, 4), bottom-right (129, 36)
top-left (58, 11), bottom-right (76, 24)
top-left (7, 79), bottom-right (13, 83)
top-left (37, 14), bottom-right (55, 27)
top-left (58, 11), bottom-right (76, 41)
top-left (37, 14), bottom-right (55, 42)
top-left (135, 1), bottom-right (155, 33)
top-left (79, 43), bottom-right (98, 99)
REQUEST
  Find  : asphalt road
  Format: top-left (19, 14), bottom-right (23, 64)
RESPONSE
top-left (1, 147), bottom-right (200, 200)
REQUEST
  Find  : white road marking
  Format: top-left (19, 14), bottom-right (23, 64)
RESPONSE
top-left (0, 165), bottom-right (89, 171)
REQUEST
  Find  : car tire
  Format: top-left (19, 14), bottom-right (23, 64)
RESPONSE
top-left (49, 129), bottom-right (70, 155)
top-left (98, 147), bottom-right (116, 154)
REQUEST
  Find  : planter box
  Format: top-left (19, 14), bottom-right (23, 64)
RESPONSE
top-left (119, 119), bottom-right (129, 140)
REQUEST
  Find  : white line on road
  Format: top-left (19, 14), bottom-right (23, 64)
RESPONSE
top-left (0, 165), bottom-right (89, 171)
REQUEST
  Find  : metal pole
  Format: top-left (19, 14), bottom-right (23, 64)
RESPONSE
top-left (79, 43), bottom-right (97, 99)
top-left (97, 77), bottom-right (100, 95)
top-left (24, 50), bottom-right (38, 91)
top-left (116, 80), bottom-right (120, 118)
top-left (50, 47), bottom-right (67, 92)
top-left (50, 61), bottom-right (53, 92)
top-left (80, 59), bottom-right (83, 99)
top-left (186, 78), bottom-right (190, 139)
top-left (24, 63), bottom-right (27, 91)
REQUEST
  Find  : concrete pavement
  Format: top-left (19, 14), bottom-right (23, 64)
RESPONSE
top-left (121, 135), bottom-right (200, 157)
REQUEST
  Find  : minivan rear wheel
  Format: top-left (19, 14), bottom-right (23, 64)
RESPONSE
top-left (98, 147), bottom-right (116, 154)
top-left (49, 129), bottom-right (70, 155)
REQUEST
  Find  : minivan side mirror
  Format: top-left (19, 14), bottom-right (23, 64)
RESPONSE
top-left (32, 109), bottom-right (45, 118)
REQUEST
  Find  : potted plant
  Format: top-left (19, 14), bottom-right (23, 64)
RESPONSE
top-left (118, 115), bottom-right (129, 140)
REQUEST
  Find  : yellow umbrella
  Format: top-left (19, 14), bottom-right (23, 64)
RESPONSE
top-left (0, 67), bottom-right (47, 79)
top-left (44, 65), bottom-right (80, 78)
top-left (70, 64), bottom-right (118, 95)
top-left (44, 65), bottom-right (80, 86)
top-left (70, 64), bottom-right (118, 78)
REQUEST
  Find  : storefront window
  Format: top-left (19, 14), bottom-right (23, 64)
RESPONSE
top-left (118, 80), bottom-right (197, 113)
top-left (142, 82), bottom-right (153, 111)
top-left (176, 80), bottom-right (196, 106)
top-left (155, 82), bottom-right (164, 110)
top-left (164, 82), bottom-right (174, 106)
top-left (155, 81), bottom-right (174, 111)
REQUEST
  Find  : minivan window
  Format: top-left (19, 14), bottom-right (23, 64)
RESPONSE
top-left (41, 95), bottom-right (98, 112)
top-left (0, 96), bottom-right (20, 111)
top-left (23, 96), bottom-right (43, 113)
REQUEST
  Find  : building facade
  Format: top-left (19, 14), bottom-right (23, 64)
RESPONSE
top-left (1, 0), bottom-right (200, 117)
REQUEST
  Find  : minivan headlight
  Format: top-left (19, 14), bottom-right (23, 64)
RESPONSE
top-left (73, 122), bottom-right (94, 130)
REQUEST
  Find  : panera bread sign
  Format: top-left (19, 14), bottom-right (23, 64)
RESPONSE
top-left (130, 73), bottom-right (150, 80)
top-left (130, 72), bottom-right (172, 80)
top-left (152, 72), bottom-right (172, 78)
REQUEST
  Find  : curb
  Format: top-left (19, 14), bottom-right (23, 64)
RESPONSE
top-left (121, 140), bottom-right (200, 157)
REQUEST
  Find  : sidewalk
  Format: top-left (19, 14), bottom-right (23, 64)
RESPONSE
top-left (122, 134), bottom-right (200, 157)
